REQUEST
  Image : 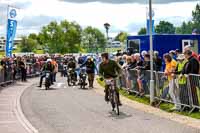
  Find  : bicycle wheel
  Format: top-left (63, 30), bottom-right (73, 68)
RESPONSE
top-left (114, 91), bottom-right (119, 115)
top-left (109, 89), bottom-right (115, 111)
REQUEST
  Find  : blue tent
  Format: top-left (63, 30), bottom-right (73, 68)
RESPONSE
top-left (127, 34), bottom-right (200, 56)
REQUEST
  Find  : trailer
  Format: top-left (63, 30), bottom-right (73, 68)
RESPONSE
top-left (127, 34), bottom-right (200, 56)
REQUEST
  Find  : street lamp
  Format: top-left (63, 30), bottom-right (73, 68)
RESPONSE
top-left (149, 0), bottom-right (154, 105)
top-left (104, 23), bottom-right (110, 39)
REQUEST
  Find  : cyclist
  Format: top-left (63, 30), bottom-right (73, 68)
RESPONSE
top-left (99, 53), bottom-right (122, 105)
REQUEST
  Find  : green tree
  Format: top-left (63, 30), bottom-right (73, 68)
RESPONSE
top-left (38, 20), bottom-right (82, 54)
top-left (28, 33), bottom-right (37, 40)
top-left (176, 21), bottom-right (194, 34)
top-left (115, 32), bottom-right (128, 42)
top-left (60, 21), bottom-right (82, 53)
top-left (155, 21), bottom-right (176, 34)
top-left (192, 4), bottom-right (200, 30)
top-left (20, 36), bottom-right (38, 52)
top-left (176, 4), bottom-right (200, 34)
top-left (138, 27), bottom-right (147, 35)
top-left (82, 26), bottom-right (106, 53)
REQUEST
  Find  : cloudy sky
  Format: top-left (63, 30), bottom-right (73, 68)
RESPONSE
top-left (0, 0), bottom-right (199, 37)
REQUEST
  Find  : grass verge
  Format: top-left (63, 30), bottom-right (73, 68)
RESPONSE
top-left (97, 78), bottom-right (200, 119)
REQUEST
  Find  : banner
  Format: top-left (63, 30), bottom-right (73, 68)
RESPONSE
top-left (146, 19), bottom-right (155, 35)
top-left (6, 6), bottom-right (18, 57)
top-left (146, 8), bottom-right (155, 35)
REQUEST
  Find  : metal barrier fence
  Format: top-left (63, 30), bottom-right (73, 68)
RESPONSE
top-left (119, 69), bottom-right (200, 113)
top-left (0, 63), bottom-right (40, 86)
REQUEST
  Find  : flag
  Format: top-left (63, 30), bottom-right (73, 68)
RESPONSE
top-left (6, 6), bottom-right (18, 57)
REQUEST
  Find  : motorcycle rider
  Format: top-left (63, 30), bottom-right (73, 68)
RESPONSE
top-left (67, 57), bottom-right (77, 82)
top-left (99, 53), bottom-right (122, 105)
top-left (38, 59), bottom-right (54, 87)
top-left (80, 56), bottom-right (97, 88)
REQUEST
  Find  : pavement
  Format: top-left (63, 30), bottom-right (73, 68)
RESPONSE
top-left (20, 76), bottom-right (200, 133)
top-left (0, 79), bottom-right (38, 133)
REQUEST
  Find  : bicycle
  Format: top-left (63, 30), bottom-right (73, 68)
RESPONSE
top-left (105, 78), bottom-right (120, 115)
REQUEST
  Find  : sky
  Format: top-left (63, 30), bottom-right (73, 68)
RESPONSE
top-left (0, 0), bottom-right (199, 37)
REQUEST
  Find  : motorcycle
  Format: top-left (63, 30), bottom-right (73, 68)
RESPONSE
top-left (45, 71), bottom-right (51, 90)
top-left (79, 67), bottom-right (87, 89)
top-left (67, 68), bottom-right (77, 86)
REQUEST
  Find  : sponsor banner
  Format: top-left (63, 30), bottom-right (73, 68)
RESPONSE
top-left (6, 6), bottom-right (18, 57)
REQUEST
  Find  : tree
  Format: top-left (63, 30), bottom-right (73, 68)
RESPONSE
top-left (155, 21), bottom-right (176, 34)
top-left (82, 26), bottom-right (106, 53)
top-left (20, 36), bottom-right (38, 52)
top-left (28, 33), bottom-right (37, 40)
top-left (192, 4), bottom-right (200, 30)
top-left (138, 28), bottom-right (147, 35)
top-left (60, 20), bottom-right (82, 53)
top-left (176, 21), bottom-right (194, 34)
top-left (176, 4), bottom-right (200, 34)
top-left (115, 32), bottom-right (128, 42)
top-left (38, 20), bottom-right (82, 54)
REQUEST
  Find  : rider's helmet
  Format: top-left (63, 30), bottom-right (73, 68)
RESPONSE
top-left (87, 56), bottom-right (92, 61)
top-left (69, 57), bottom-right (73, 62)
top-left (47, 59), bottom-right (52, 63)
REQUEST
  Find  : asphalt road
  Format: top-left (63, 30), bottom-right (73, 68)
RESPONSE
top-left (21, 77), bottom-right (200, 133)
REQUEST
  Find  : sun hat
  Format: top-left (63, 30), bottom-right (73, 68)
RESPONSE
top-left (177, 54), bottom-right (185, 60)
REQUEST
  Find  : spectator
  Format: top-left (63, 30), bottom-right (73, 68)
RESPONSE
top-left (154, 51), bottom-right (162, 71)
top-left (122, 54), bottom-right (127, 68)
top-left (169, 50), bottom-right (177, 60)
top-left (141, 50), bottom-right (148, 60)
top-left (123, 56), bottom-right (135, 91)
top-left (19, 57), bottom-right (27, 82)
top-left (175, 49), bottom-right (181, 56)
top-left (183, 45), bottom-right (198, 59)
top-left (183, 50), bottom-right (199, 74)
top-left (164, 53), bottom-right (181, 111)
top-left (174, 54), bottom-right (189, 109)
top-left (182, 50), bottom-right (200, 111)
top-left (137, 54), bottom-right (151, 96)
top-left (135, 53), bottom-right (143, 67)
top-left (1, 57), bottom-right (7, 82)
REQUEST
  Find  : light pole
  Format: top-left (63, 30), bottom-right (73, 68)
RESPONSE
top-left (149, 0), bottom-right (154, 105)
top-left (104, 23), bottom-right (110, 39)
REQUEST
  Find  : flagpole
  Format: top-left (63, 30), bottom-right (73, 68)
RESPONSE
top-left (149, 0), bottom-right (154, 105)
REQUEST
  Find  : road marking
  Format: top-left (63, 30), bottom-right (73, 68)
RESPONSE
top-left (56, 83), bottom-right (65, 88)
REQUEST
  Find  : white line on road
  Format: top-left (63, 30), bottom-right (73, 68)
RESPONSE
top-left (55, 83), bottom-right (65, 88)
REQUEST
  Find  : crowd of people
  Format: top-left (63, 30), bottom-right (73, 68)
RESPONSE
top-left (0, 46), bottom-right (200, 111)
top-left (0, 54), bottom-right (59, 83)
top-left (112, 46), bottom-right (200, 111)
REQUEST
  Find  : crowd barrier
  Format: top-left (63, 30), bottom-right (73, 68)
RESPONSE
top-left (0, 63), bottom-right (40, 86)
top-left (119, 69), bottom-right (200, 113)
